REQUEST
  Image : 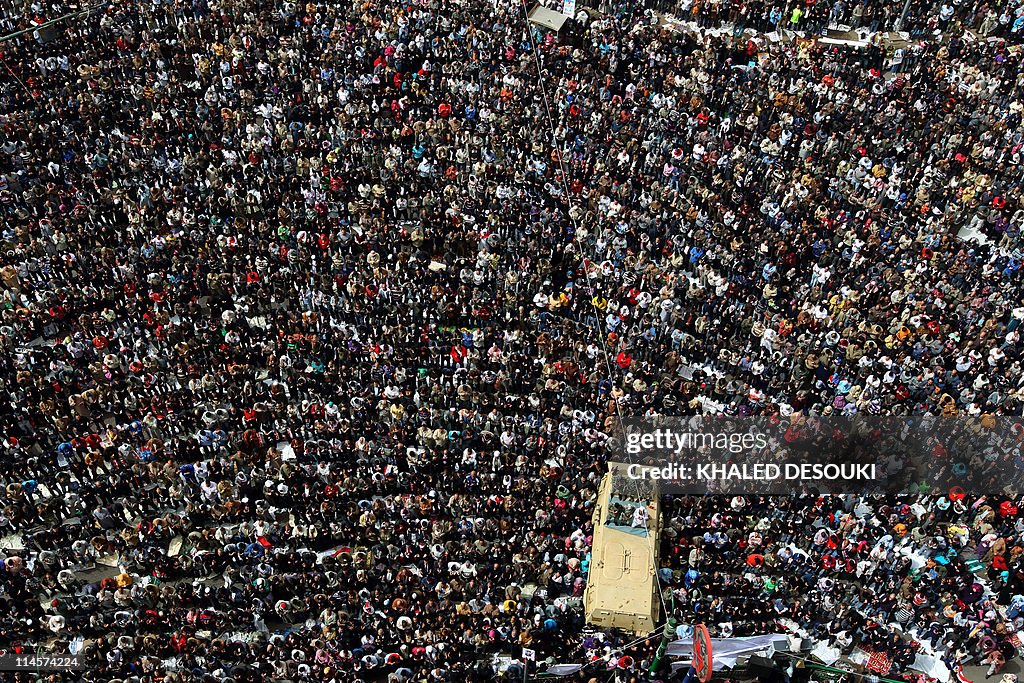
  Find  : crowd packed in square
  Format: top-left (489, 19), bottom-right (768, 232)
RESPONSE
top-left (1, 0), bottom-right (1024, 680)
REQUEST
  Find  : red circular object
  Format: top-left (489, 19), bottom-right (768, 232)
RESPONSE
top-left (948, 486), bottom-right (966, 502)
top-left (693, 624), bottom-right (713, 683)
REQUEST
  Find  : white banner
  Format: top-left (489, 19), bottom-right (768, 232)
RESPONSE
top-left (545, 664), bottom-right (584, 676)
top-left (666, 634), bottom-right (789, 659)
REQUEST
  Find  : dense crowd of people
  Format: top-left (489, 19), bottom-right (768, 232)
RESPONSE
top-left (1, 0), bottom-right (1024, 681)
top-left (622, 0), bottom-right (1024, 38)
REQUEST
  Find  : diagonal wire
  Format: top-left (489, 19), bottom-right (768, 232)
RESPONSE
top-left (0, 2), bottom-right (108, 44)
top-left (0, 52), bottom-right (33, 98)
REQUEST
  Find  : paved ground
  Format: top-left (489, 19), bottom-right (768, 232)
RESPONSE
top-left (962, 659), bottom-right (1021, 682)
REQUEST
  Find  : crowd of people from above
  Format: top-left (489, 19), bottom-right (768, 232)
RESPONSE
top-left (0, 0), bottom-right (1023, 681)
top-left (611, 0), bottom-right (1024, 37)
